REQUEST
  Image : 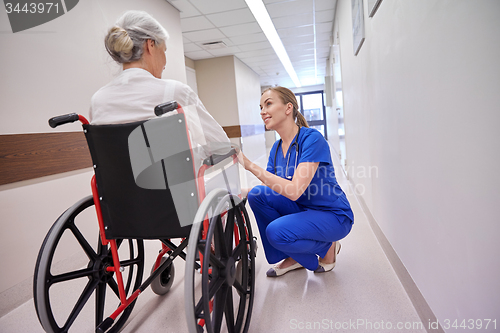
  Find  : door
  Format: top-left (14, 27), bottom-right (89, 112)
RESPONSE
top-left (296, 91), bottom-right (327, 139)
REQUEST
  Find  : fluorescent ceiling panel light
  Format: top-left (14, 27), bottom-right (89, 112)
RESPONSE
top-left (245, 0), bottom-right (302, 87)
top-left (312, 0), bottom-right (318, 84)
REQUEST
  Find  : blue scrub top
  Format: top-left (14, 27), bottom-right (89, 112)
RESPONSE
top-left (267, 127), bottom-right (354, 223)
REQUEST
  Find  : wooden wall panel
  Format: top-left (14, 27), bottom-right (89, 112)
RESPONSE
top-left (0, 132), bottom-right (92, 186)
top-left (0, 124), bottom-right (265, 186)
top-left (222, 125), bottom-right (241, 138)
top-left (223, 124), bottom-right (265, 138)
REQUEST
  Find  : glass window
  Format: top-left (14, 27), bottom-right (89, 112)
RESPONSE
top-left (301, 93), bottom-right (324, 121)
top-left (310, 124), bottom-right (325, 136)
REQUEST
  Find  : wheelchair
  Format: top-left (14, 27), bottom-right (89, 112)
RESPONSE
top-left (33, 102), bottom-right (256, 333)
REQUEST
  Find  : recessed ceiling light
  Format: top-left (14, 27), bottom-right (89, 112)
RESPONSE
top-left (245, 0), bottom-right (301, 87)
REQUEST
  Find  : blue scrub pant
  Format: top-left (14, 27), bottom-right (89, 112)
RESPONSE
top-left (248, 185), bottom-right (352, 270)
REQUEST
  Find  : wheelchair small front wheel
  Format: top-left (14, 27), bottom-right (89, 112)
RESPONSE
top-left (33, 195), bottom-right (145, 333)
top-left (185, 189), bottom-right (256, 333)
top-left (150, 257), bottom-right (175, 295)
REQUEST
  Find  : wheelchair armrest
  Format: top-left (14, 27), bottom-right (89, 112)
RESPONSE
top-left (154, 101), bottom-right (179, 116)
top-left (203, 148), bottom-right (237, 166)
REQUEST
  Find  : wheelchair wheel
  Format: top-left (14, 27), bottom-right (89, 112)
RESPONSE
top-left (185, 189), bottom-right (256, 333)
top-left (34, 195), bottom-right (145, 333)
top-left (150, 257), bottom-right (175, 295)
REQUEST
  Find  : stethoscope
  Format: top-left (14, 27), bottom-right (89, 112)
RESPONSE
top-left (274, 126), bottom-right (301, 179)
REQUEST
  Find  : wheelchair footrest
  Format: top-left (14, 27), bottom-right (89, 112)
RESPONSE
top-left (96, 317), bottom-right (114, 333)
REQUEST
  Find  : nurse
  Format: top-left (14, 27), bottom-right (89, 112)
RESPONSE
top-left (239, 87), bottom-right (354, 277)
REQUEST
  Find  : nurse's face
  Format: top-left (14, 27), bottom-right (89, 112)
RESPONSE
top-left (260, 90), bottom-right (292, 130)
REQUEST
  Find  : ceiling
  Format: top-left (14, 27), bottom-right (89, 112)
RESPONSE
top-left (166, 0), bottom-right (337, 88)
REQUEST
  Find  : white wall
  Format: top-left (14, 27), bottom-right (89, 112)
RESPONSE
top-left (185, 57), bottom-right (198, 93)
top-left (194, 56), bottom-right (239, 127)
top-left (194, 55), bottom-right (266, 188)
top-left (0, 0), bottom-right (186, 135)
top-left (326, 48), bottom-right (341, 155)
top-left (334, 0), bottom-right (500, 327)
top-left (186, 67), bottom-right (199, 94)
top-left (234, 57), bottom-right (261, 128)
top-left (0, 0), bottom-right (185, 311)
top-left (234, 57), bottom-right (266, 164)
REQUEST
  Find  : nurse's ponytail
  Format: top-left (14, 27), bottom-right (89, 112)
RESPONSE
top-left (295, 112), bottom-right (308, 128)
top-left (262, 86), bottom-right (309, 128)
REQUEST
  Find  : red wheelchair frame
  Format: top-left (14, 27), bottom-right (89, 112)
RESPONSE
top-left (34, 103), bottom-right (256, 333)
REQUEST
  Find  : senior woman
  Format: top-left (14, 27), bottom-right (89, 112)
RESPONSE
top-left (90, 10), bottom-right (230, 162)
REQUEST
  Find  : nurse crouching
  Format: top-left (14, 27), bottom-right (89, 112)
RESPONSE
top-left (239, 87), bottom-right (354, 277)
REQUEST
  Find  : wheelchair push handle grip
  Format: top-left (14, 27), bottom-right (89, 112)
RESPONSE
top-left (154, 101), bottom-right (179, 116)
top-left (48, 113), bottom-right (87, 128)
top-left (203, 148), bottom-right (237, 166)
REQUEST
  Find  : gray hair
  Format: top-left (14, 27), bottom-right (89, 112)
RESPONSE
top-left (105, 10), bottom-right (169, 64)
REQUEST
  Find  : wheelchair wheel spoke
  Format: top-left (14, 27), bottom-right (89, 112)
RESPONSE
top-left (70, 222), bottom-right (98, 260)
top-left (49, 267), bottom-right (94, 285)
top-left (208, 252), bottom-right (225, 269)
top-left (121, 240), bottom-right (134, 294)
top-left (197, 239), bottom-right (207, 253)
top-left (214, 215), bottom-right (229, 258)
top-left (95, 282), bottom-right (106, 327)
top-left (232, 279), bottom-right (247, 296)
top-left (120, 258), bottom-right (142, 268)
top-left (224, 287), bottom-right (236, 333)
top-left (231, 242), bottom-right (244, 261)
top-left (208, 276), bottom-right (225, 300)
top-left (61, 278), bottom-right (99, 331)
top-left (224, 209), bottom-right (235, 258)
top-left (107, 278), bottom-right (120, 299)
top-left (195, 275), bottom-right (224, 319)
top-left (124, 266), bottom-right (135, 295)
top-left (194, 297), bottom-right (205, 319)
top-left (212, 285), bottom-right (229, 333)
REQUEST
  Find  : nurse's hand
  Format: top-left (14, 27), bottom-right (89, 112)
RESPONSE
top-left (236, 149), bottom-right (251, 170)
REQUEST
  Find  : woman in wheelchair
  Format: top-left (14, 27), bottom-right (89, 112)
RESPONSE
top-left (90, 10), bottom-right (231, 163)
top-left (239, 87), bottom-right (354, 277)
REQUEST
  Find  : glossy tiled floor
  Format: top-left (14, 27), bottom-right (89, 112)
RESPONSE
top-left (0, 145), bottom-right (426, 333)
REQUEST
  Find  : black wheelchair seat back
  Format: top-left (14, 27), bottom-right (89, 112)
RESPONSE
top-left (83, 113), bottom-right (197, 239)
